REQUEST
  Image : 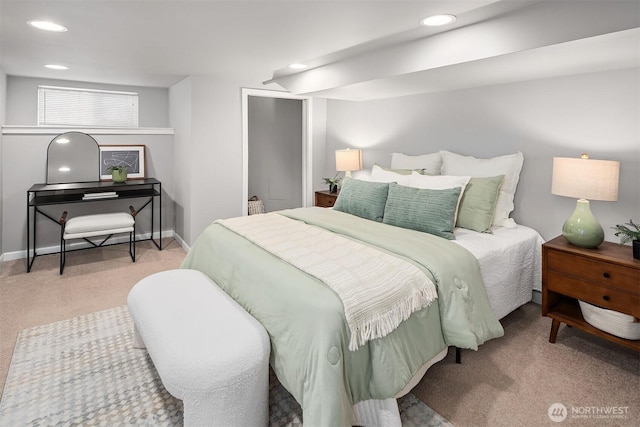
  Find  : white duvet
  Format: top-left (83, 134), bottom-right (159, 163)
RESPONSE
top-left (453, 225), bottom-right (544, 320)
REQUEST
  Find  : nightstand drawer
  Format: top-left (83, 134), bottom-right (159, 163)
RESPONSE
top-left (547, 271), bottom-right (640, 317)
top-left (547, 250), bottom-right (639, 293)
top-left (315, 191), bottom-right (338, 208)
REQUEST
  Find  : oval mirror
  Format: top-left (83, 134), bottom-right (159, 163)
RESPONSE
top-left (46, 132), bottom-right (100, 184)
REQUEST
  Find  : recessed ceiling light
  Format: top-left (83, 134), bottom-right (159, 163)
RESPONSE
top-left (45, 64), bottom-right (68, 70)
top-left (420, 14), bottom-right (457, 26)
top-left (58, 166), bottom-right (71, 172)
top-left (27, 20), bottom-right (68, 32)
top-left (288, 63), bottom-right (308, 70)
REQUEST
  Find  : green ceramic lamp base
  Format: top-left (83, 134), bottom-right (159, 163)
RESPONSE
top-left (562, 199), bottom-right (604, 248)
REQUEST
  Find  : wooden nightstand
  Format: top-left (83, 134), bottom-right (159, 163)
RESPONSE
top-left (314, 190), bottom-right (338, 208)
top-left (542, 236), bottom-right (640, 351)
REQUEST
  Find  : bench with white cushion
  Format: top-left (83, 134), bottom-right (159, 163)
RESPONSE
top-left (127, 269), bottom-right (270, 427)
top-left (60, 210), bottom-right (136, 274)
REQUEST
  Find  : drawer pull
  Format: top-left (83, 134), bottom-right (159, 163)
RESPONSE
top-left (603, 272), bottom-right (611, 279)
top-left (603, 295), bottom-right (610, 302)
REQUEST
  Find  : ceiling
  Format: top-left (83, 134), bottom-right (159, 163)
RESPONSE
top-left (0, 0), bottom-right (496, 87)
top-left (1, 0), bottom-right (638, 100)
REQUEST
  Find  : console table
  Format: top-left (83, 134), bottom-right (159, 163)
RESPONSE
top-left (27, 178), bottom-right (162, 272)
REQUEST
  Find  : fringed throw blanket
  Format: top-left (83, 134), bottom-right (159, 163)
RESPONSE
top-left (219, 213), bottom-right (437, 351)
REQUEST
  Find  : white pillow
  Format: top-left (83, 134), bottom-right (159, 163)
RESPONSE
top-left (390, 152), bottom-right (442, 175)
top-left (440, 151), bottom-right (524, 228)
top-left (370, 164), bottom-right (412, 186)
top-left (409, 172), bottom-right (471, 221)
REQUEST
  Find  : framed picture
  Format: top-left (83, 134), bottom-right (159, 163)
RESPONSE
top-left (99, 145), bottom-right (146, 180)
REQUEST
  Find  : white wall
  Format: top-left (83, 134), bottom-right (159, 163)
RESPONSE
top-left (324, 69), bottom-right (640, 243)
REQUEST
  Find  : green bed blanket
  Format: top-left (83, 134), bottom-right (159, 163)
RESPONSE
top-left (181, 207), bottom-right (503, 426)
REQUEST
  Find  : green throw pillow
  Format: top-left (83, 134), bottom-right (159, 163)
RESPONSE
top-left (333, 177), bottom-right (389, 222)
top-left (382, 183), bottom-right (461, 240)
top-left (456, 175), bottom-right (505, 233)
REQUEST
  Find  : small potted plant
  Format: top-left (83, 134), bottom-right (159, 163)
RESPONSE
top-left (322, 174), bottom-right (342, 193)
top-left (611, 219), bottom-right (640, 260)
top-left (107, 165), bottom-right (128, 183)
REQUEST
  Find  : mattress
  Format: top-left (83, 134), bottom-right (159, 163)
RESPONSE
top-left (453, 225), bottom-right (544, 320)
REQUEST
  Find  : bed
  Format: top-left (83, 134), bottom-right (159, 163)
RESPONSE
top-left (453, 225), bottom-right (543, 320)
top-left (181, 151), bottom-right (543, 426)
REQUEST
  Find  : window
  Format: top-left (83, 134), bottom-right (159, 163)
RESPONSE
top-left (38, 85), bottom-right (139, 127)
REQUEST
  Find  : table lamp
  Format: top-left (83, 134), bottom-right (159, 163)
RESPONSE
top-left (551, 153), bottom-right (620, 248)
top-left (335, 148), bottom-right (362, 178)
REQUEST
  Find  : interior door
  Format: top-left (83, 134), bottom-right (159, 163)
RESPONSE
top-left (247, 96), bottom-right (303, 213)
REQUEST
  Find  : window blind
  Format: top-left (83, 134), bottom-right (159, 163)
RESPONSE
top-left (38, 85), bottom-right (139, 127)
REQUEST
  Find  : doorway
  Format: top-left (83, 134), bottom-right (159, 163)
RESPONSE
top-left (241, 88), bottom-right (312, 215)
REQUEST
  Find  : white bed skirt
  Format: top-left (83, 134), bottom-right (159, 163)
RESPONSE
top-left (351, 347), bottom-right (449, 426)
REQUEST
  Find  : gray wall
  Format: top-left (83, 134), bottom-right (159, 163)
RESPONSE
top-left (1, 133), bottom-right (174, 255)
top-left (6, 76), bottom-right (169, 127)
top-left (0, 70), bottom-right (5, 124)
top-left (188, 76), bottom-right (245, 245)
top-left (0, 69), bottom-right (6, 257)
top-left (5, 67), bottom-right (635, 257)
top-left (168, 76), bottom-right (245, 246)
top-left (169, 77), bottom-right (329, 248)
top-left (311, 97), bottom-right (328, 193)
top-left (324, 68), bottom-right (640, 243)
top-left (1, 77), bottom-right (174, 258)
top-left (169, 77), bottom-right (192, 245)
top-left (248, 96), bottom-right (303, 213)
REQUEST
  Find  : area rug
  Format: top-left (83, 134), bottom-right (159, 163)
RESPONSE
top-left (0, 306), bottom-right (452, 426)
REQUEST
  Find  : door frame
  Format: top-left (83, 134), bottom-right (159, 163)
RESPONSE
top-left (241, 88), bottom-right (313, 215)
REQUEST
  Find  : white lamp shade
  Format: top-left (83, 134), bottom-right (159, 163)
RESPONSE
top-left (335, 148), bottom-right (363, 172)
top-left (552, 156), bottom-right (619, 201)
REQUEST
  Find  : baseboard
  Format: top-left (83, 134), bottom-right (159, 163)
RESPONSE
top-left (171, 232), bottom-right (191, 253)
top-left (1, 230), bottom-right (175, 262)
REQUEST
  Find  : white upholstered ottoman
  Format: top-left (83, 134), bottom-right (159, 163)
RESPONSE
top-left (127, 269), bottom-right (270, 427)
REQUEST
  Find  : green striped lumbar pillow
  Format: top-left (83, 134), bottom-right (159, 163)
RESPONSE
top-left (333, 177), bottom-right (389, 222)
top-left (382, 183), bottom-right (461, 240)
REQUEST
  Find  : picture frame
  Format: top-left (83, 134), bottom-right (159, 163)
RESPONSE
top-left (99, 145), bottom-right (146, 180)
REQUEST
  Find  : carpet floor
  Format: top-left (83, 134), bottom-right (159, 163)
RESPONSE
top-left (0, 305), bottom-right (451, 426)
top-left (1, 239), bottom-right (638, 426)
